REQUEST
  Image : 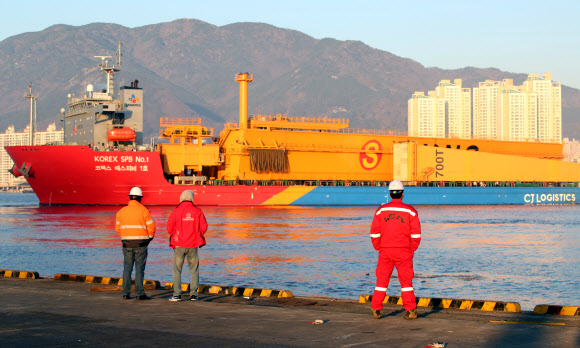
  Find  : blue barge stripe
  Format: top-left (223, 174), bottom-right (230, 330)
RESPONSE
top-left (290, 187), bottom-right (579, 206)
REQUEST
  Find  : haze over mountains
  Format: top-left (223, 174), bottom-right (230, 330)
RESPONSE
top-left (1, 18), bottom-right (579, 139)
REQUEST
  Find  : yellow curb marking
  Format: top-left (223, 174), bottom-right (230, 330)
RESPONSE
top-left (490, 320), bottom-right (565, 326)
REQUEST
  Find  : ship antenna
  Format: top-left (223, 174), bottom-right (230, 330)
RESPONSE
top-left (24, 83), bottom-right (37, 146)
top-left (116, 41), bottom-right (122, 71)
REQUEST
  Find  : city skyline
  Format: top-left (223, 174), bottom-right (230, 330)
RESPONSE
top-left (409, 73), bottom-right (562, 143)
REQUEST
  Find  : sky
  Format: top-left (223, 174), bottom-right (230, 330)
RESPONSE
top-left (1, 0), bottom-right (579, 88)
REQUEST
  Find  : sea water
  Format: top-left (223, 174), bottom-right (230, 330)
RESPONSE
top-left (0, 193), bottom-right (578, 310)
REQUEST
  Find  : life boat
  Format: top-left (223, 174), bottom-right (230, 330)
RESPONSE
top-left (107, 127), bottom-right (136, 142)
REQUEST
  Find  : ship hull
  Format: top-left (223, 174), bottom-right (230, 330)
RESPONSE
top-left (6, 145), bottom-right (578, 206)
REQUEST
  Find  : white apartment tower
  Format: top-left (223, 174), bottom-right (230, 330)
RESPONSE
top-left (435, 79), bottom-right (471, 139)
top-left (0, 123), bottom-right (63, 187)
top-left (521, 73), bottom-right (562, 143)
top-left (473, 79), bottom-right (514, 140)
top-left (408, 91), bottom-right (446, 138)
top-left (497, 87), bottom-right (538, 142)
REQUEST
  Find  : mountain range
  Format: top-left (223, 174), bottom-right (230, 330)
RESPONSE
top-left (1, 18), bottom-right (579, 140)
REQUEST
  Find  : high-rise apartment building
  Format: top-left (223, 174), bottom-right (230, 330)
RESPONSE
top-left (408, 91), bottom-right (445, 138)
top-left (435, 79), bottom-right (471, 139)
top-left (473, 79), bottom-right (514, 140)
top-left (521, 73), bottom-right (562, 143)
top-left (497, 87), bottom-right (538, 142)
top-left (0, 123), bottom-right (63, 187)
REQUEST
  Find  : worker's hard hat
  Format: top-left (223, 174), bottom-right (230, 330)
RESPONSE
top-left (128, 187), bottom-right (143, 197)
top-left (180, 190), bottom-right (194, 202)
top-left (388, 180), bottom-right (404, 191)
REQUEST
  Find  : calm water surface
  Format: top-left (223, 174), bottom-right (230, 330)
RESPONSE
top-left (0, 193), bottom-right (578, 310)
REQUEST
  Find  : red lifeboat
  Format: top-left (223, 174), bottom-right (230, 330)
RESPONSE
top-left (107, 127), bottom-right (136, 142)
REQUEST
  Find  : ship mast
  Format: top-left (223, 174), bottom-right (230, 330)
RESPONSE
top-left (24, 83), bottom-right (37, 146)
top-left (95, 42), bottom-right (121, 97)
top-left (116, 41), bottom-right (122, 70)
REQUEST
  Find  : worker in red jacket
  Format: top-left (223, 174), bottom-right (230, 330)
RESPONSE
top-left (370, 180), bottom-right (421, 320)
top-left (167, 190), bottom-right (208, 302)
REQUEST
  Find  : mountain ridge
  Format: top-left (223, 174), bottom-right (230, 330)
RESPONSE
top-left (1, 19), bottom-right (578, 139)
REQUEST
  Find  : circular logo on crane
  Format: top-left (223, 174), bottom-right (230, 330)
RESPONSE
top-left (359, 140), bottom-right (382, 170)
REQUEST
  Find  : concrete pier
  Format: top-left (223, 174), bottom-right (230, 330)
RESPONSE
top-left (0, 277), bottom-right (578, 347)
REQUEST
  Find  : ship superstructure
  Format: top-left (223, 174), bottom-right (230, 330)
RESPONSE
top-left (62, 43), bottom-right (143, 149)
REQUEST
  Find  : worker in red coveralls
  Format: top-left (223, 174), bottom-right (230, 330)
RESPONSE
top-left (370, 180), bottom-right (421, 320)
top-left (167, 190), bottom-right (208, 302)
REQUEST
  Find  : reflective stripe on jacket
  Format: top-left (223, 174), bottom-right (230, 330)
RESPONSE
top-left (167, 201), bottom-right (208, 249)
top-left (115, 200), bottom-right (156, 247)
top-left (370, 198), bottom-right (421, 251)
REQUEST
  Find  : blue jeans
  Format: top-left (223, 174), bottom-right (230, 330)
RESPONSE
top-left (172, 247), bottom-right (199, 297)
top-left (122, 246), bottom-right (148, 296)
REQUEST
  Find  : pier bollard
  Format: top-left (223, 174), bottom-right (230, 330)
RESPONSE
top-left (0, 269), bottom-right (40, 279)
top-left (164, 283), bottom-right (190, 292)
top-left (534, 305), bottom-right (580, 316)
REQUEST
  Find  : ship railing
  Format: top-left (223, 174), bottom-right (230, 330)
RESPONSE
top-left (250, 114), bottom-right (349, 125)
top-left (270, 125), bottom-right (408, 136)
top-left (185, 179), bottom-right (579, 188)
top-left (159, 127), bottom-right (214, 138)
top-left (414, 181), bottom-right (580, 188)
top-left (160, 117), bottom-right (202, 126)
top-left (207, 180), bottom-right (391, 187)
top-left (334, 128), bottom-right (408, 136)
top-left (224, 123), bottom-right (239, 129)
top-left (444, 134), bottom-right (562, 144)
top-left (67, 94), bottom-right (113, 105)
top-left (91, 92), bottom-right (112, 100)
top-left (279, 142), bottom-right (388, 153)
top-left (253, 127), bottom-right (407, 136)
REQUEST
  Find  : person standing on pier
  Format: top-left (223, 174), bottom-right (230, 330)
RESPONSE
top-left (115, 187), bottom-right (156, 300)
top-left (167, 190), bottom-right (208, 302)
top-left (369, 180), bottom-right (421, 320)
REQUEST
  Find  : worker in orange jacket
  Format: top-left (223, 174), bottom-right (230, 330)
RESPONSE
top-left (115, 187), bottom-right (156, 300)
top-left (370, 180), bottom-right (421, 320)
